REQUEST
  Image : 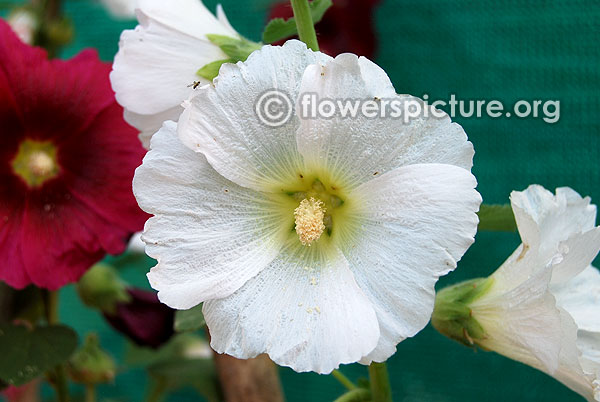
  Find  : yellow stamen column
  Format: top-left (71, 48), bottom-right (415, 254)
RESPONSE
top-left (294, 197), bottom-right (326, 246)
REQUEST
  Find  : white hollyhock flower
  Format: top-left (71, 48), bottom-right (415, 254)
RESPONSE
top-left (133, 40), bottom-right (481, 373)
top-left (7, 9), bottom-right (38, 44)
top-left (464, 185), bottom-right (600, 401)
top-left (100, 0), bottom-right (136, 19)
top-left (110, 0), bottom-right (238, 147)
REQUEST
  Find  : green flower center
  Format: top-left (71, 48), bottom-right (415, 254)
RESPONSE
top-left (283, 175), bottom-right (347, 246)
top-left (11, 140), bottom-right (60, 188)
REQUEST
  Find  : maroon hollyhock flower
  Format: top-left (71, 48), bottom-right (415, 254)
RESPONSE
top-left (103, 288), bottom-right (175, 349)
top-left (0, 20), bottom-right (147, 289)
top-left (268, 0), bottom-right (380, 58)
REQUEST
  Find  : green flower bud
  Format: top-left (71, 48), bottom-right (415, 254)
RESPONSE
top-left (69, 334), bottom-right (116, 385)
top-left (76, 264), bottom-right (131, 314)
top-left (431, 277), bottom-right (494, 347)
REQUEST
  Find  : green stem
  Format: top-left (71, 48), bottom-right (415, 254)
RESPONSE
top-left (290, 0), bottom-right (319, 51)
top-left (333, 388), bottom-right (371, 402)
top-left (147, 378), bottom-right (167, 402)
top-left (44, 290), bottom-right (70, 402)
top-left (332, 369), bottom-right (357, 391)
top-left (85, 384), bottom-right (96, 402)
top-left (368, 362), bottom-right (392, 402)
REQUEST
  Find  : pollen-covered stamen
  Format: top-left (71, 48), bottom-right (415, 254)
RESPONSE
top-left (28, 151), bottom-right (55, 177)
top-left (294, 197), bottom-right (326, 246)
top-left (12, 139), bottom-right (60, 187)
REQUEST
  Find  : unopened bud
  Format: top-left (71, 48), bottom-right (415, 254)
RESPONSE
top-left (69, 334), bottom-right (116, 384)
top-left (77, 264), bottom-right (130, 314)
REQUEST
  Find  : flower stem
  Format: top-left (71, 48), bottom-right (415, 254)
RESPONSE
top-left (332, 369), bottom-right (357, 391)
top-left (85, 384), bottom-right (96, 402)
top-left (333, 388), bottom-right (371, 402)
top-left (368, 362), bottom-right (392, 402)
top-left (290, 0), bottom-right (319, 51)
top-left (147, 378), bottom-right (167, 402)
top-left (44, 290), bottom-right (70, 402)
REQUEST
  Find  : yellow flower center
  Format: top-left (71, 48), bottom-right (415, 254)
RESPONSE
top-left (294, 197), bottom-right (326, 246)
top-left (12, 140), bottom-right (59, 188)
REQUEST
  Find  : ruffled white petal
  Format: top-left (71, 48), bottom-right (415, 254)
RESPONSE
top-left (337, 163), bottom-right (480, 362)
top-left (491, 186), bottom-right (599, 290)
top-left (203, 241), bottom-right (379, 374)
top-left (295, 53), bottom-right (474, 190)
top-left (510, 185), bottom-right (597, 265)
top-left (133, 122), bottom-right (288, 309)
top-left (178, 40), bottom-right (331, 191)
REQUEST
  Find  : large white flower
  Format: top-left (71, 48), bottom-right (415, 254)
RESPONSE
top-left (133, 40), bottom-right (481, 373)
top-left (456, 185), bottom-right (600, 401)
top-left (110, 0), bottom-right (238, 147)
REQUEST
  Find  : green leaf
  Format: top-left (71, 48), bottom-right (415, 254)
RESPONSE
top-left (0, 323), bottom-right (78, 386)
top-left (262, 0), bottom-right (333, 44)
top-left (196, 35), bottom-right (262, 81)
top-left (174, 304), bottom-right (205, 333)
top-left (205, 34), bottom-right (262, 60)
top-left (477, 204), bottom-right (517, 232)
top-left (196, 59), bottom-right (233, 81)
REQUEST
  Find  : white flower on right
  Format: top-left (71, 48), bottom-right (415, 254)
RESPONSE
top-left (110, 0), bottom-right (238, 147)
top-left (466, 185), bottom-right (600, 401)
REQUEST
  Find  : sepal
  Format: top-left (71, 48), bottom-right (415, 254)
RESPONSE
top-left (432, 278), bottom-right (493, 347)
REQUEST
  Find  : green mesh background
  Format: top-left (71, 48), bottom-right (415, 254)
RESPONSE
top-left (3, 0), bottom-right (600, 400)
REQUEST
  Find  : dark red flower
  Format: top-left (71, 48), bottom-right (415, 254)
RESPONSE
top-left (103, 288), bottom-right (175, 349)
top-left (268, 0), bottom-right (380, 58)
top-left (0, 20), bottom-right (147, 290)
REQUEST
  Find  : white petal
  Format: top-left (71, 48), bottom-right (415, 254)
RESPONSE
top-left (136, 0), bottom-right (237, 38)
top-left (550, 229), bottom-right (600, 284)
top-left (553, 266), bottom-right (600, 333)
top-left (543, 309), bottom-right (600, 402)
top-left (471, 266), bottom-right (564, 373)
top-left (510, 185), bottom-right (597, 262)
top-left (133, 121), bottom-right (288, 309)
top-left (337, 163), bottom-right (480, 362)
top-left (204, 242), bottom-right (380, 374)
top-left (124, 107), bottom-right (183, 149)
top-left (111, 0), bottom-right (233, 116)
top-left (215, 4), bottom-right (236, 34)
top-left (178, 40), bottom-right (331, 191)
top-left (295, 53), bottom-right (474, 190)
top-left (577, 330), bottom-right (600, 401)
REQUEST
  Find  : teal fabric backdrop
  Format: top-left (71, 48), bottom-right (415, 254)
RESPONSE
top-left (2, 0), bottom-right (599, 400)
